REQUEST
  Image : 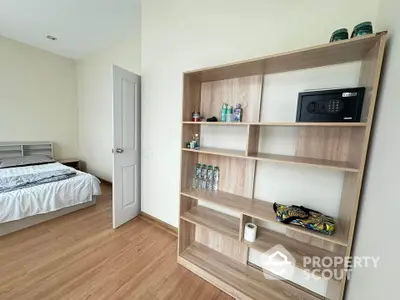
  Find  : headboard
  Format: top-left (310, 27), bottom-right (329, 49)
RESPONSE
top-left (0, 142), bottom-right (53, 160)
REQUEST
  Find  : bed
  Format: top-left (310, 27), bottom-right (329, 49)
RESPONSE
top-left (0, 142), bottom-right (101, 236)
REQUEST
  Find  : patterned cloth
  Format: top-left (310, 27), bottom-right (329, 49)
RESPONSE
top-left (273, 203), bottom-right (336, 235)
top-left (0, 169), bottom-right (76, 193)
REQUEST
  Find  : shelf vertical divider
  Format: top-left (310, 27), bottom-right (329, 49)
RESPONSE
top-left (246, 124), bottom-right (260, 199)
top-left (246, 125), bottom-right (260, 156)
top-left (179, 73), bottom-right (202, 257)
top-left (256, 73), bottom-right (265, 122)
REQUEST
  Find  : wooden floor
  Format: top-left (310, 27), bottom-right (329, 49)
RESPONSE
top-left (0, 184), bottom-right (232, 300)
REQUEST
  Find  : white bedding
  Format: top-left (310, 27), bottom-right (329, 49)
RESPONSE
top-left (0, 162), bottom-right (101, 223)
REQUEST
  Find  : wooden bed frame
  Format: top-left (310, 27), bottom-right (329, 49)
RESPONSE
top-left (0, 142), bottom-right (97, 237)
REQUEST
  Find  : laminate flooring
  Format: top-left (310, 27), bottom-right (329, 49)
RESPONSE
top-left (0, 184), bottom-right (232, 300)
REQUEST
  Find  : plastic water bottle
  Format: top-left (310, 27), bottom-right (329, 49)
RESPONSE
top-left (192, 163), bottom-right (201, 188)
top-left (226, 106), bottom-right (233, 122)
top-left (201, 164), bottom-right (207, 189)
top-left (213, 167), bottom-right (220, 191)
top-left (206, 165), bottom-right (213, 190)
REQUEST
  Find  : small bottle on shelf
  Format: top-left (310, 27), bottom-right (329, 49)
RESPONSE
top-left (233, 103), bottom-right (243, 122)
top-left (193, 133), bottom-right (200, 150)
top-left (226, 106), bottom-right (233, 122)
top-left (192, 111), bottom-right (200, 122)
top-left (221, 103), bottom-right (228, 122)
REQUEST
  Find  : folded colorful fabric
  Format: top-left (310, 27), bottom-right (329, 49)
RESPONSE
top-left (273, 203), bottom-right (336, 235)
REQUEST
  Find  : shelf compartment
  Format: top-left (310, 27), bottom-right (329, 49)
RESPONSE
top-left (179, 242), bottom-right (321, 300)
top-left (248, 152), bottom-right (358, 173)
top-left (181, 206), bottom-right (240, 240)
top-left (181, 188), bottom-right (348, 247)
top-left (244, 226), bottom-right (343, 277)
top-left (183, 121), bottom-right (367, 127)
top-left (182, 147), bottom-right (359, 173)
top-left (200, 75), bottom-right (263, 123)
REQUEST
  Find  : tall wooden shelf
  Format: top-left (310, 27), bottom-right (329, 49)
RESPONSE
top-left (178, 32), bottom-right (387, 300)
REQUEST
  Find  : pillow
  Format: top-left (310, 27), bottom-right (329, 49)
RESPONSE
top-left (0, 155), bottom-right (55, 169)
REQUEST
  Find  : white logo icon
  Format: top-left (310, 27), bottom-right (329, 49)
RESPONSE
top-left (342, 92), bottom-right (357, 97)
top-left (261, 245), bottom-right (296, 280)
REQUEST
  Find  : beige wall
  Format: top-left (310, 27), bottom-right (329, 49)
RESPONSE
top-left (76, 5), bottom-right (141, 182)
top-left (141, 0), bottom-right (380, 227)
top-left (347, 0), bottom-right (399, 298)
top-left (0, 36), bottom-right (78, 159)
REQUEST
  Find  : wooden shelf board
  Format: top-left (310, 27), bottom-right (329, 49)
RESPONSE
top-left (182, 147), bottom-right (359, 173)
top-left (244, 227), bottom-right (343, 277)
top-left (181, 189), bottom-right (348, 247)
top-left (249, 152), bottom-right (359, 173)
top-left (182, 147), bottom-right (246, 159)
top-left (186, 32), bottom-right (385, 81)
top-left (183, 121), bottom-right (367, 127)
top-left (179, 242), bottom-right (321, 300)
top-left (183, 121), bottom-right (248, 126)
top-left (181, 206), bottom-right (240, 240)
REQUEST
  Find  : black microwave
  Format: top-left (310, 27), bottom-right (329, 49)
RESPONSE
top-left (296, 88), bottom-right (365, 122)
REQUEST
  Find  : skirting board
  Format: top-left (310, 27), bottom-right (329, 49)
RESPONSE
top-left (139, 211), bottom-right (178, 236)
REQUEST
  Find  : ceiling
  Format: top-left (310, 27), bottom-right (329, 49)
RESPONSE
top-left (0, 0), bottom-right (140, 59)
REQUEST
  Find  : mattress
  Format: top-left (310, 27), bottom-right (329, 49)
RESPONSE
top-left (0, 162), bottom-right (101, 223)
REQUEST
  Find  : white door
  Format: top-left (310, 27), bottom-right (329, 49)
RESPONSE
top-left (112, 65), bottom-right (141, 229)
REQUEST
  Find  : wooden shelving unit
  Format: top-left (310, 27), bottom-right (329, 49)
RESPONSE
top-left (178, 32), bottom-right (387, 300)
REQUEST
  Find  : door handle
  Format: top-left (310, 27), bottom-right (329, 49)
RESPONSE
top-left (116, 148), bottom-right (124, 153)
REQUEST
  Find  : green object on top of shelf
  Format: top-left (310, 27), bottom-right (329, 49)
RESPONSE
top-left (351, 21), bottom-right (373, 38)
top-left (330, 28), bottom-right (349, 42)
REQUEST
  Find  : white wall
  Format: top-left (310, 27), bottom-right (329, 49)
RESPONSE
top-left (347, 0), bottom-right (399, 298)
top-left (76, 5), bottom-right (141, 181)
top-left (141, 0), bottom-right (380, 227)
top-left (0, 36), bottom-right (78, 158)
